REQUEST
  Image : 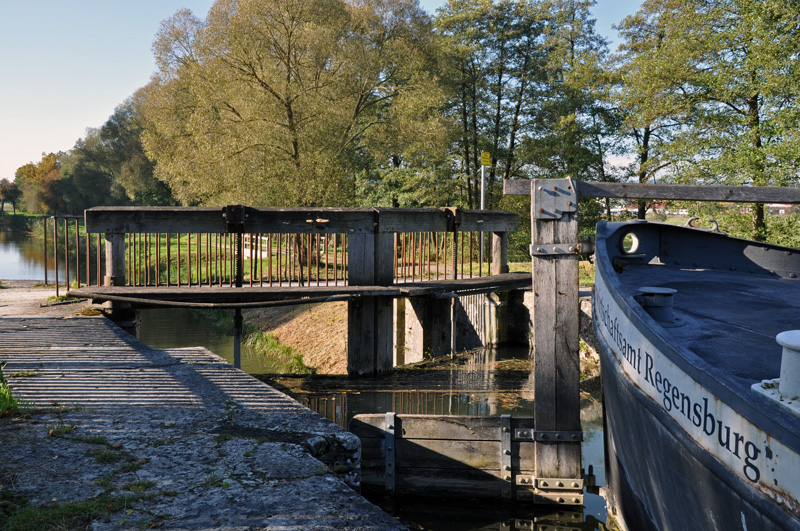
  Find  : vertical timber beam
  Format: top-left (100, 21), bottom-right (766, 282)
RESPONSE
top-left (492, 231), bottom-right (509, 275)
top-left (347, 211), bottom-right (394, 375)
top-left (531, 178), bottom-right (582, 485)
top-left (104, 233), bottom-right (126, 287)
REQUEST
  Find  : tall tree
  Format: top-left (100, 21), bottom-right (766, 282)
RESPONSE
top-left (521, 0), bottom-right (611, 182)
top-left (437, 0), bottom-right (549, 209)
top-left (617, 0), bottom-right (800, 238)
top-left (142, 0), bottom-right (445, 207)
top-left (0, 179), bottom-right (22, 214)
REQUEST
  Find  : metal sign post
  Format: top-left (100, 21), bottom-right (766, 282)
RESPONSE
top-left (480, 151), bottom-right (490, 268)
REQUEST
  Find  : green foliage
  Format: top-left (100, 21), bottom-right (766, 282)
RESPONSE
top-left (0, 365), bottom-right (33, 417)
top-left (142, 0), bottom-right (446, 207)
top-left (614, 0), bottom-right (800, 238)
top-left (244, 332), bottom-right (313, 374)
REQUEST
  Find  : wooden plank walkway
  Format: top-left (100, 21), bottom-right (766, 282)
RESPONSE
top-left (69, 272), bottom-right (531, 307)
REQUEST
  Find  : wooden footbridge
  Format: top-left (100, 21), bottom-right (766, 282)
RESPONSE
top-left (70, 206), bottom-right (529, 376)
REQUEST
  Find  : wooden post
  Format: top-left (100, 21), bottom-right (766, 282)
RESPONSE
top-left (347, 214), bottom-right (394, 375)
top-left (492, 232), bottom-right (508, 275)
top-left (530, 178), bottom-right (582, 489)
top-left (104, 233), bottom-right (126, 287)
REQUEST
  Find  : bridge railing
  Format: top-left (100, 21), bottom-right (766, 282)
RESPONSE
top-left (83, 206), bottom-right (518, 289)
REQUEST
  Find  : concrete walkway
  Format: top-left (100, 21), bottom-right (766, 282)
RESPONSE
top-left (0, 281), bottom-right (405, 530)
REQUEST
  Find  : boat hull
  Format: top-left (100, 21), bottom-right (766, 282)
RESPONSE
top-left (599, 336), bottom-right (798, 530)
top-left (593, 221), bottom-right (800, 530)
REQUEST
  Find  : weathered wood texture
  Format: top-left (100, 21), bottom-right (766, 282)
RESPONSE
top-left (87, 206), bottom-right (519, 235)
top-left (69, 285), bottom-right (402, 304)
top-left (69, 272), bottom-right (531, 305)
top-left (530, 179), bottom-right (582, 481)
top-left (350, 414), bottom-right (535, 499)
top-left (104, 233), bottom-right (126, 287)
top-left (347, 230), bottom-right (395, 375)
top-left (397, 272), bottom-right (529, 297)
top-left (492, 232), bottom-right (509, 275)
top-left (504, 179), bottom-right (800, 203)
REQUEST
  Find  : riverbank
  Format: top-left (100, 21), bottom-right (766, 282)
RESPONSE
top-left (0, 284), bottom-right (405, 530)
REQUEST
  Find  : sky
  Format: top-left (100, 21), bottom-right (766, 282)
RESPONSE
top-left (0, 0), bottom-right (642, 182)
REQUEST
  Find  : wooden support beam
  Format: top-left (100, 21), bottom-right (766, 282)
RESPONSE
top-left (347, 224), bottom-right (395, 376)
top-left (504, 179), bottom-right (800, 204)
top-left (530, 178), bottom-right (582, 481)
top-left (492, 232), bottom-right (509, 275)
top-left (87, 206), bottom-right (519, 235)
top-left (104, 233), bottom-right (126, 287)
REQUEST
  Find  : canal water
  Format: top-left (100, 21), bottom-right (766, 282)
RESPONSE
top-left (0, 231), bottom-right (66, 281)
top-left (3, 231), bottom-right (609, 531)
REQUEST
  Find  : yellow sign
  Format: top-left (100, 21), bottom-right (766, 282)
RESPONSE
top-left (481, 152), bottom-right (491, 166)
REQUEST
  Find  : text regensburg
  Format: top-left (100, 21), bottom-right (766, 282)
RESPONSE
top-left (596, 291), bottom-right (766, 483)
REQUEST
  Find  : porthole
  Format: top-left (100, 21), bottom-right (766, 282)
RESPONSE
top-left (621, 232), bottom-right (639, 254)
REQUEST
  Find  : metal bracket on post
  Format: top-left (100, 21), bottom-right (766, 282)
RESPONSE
top-left (385, 412), bottom-right (396, 493)
top-left (529, 243), bottom-right (586, 256)
top-left (533, 178), bottom-right (577, 219)
top-left (501, 414), bottom-right (513, 499)
top-left (514, 429), bottom-right (584, 442)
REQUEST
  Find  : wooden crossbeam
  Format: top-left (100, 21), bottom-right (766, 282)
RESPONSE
top-left (504, 180), bottom-right (800, 204)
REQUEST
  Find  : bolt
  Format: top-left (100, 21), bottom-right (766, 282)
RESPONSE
top-left (558, 497), bottom-right (565, 503)
top-left (503, 427), bottom-right (510, 433)
top-left (504, 450), bottom-right (511, 455)
top-left (505, 475), bottom-right (511, 480)
top-left (387, 446), bottom-right (393, 451)
top-left (568, 201), bottom-right (573, 206)
top-left (553, 186), bottom-right (558, 191)
top-left (505, 465), bottom-right (511, 471)
top-left (557, 481), bottom-right (564, 487)
top-left (573, 482), bottom-right (580, 488)
top-left (572, 434), bottom-right (579, 441)
top-left (569, 246), bottom-right (575, 252)
top-left (388, 425), bottom-right (394, 430)
top-left (541, 481), bottom-right (549, 487)
top-left (538, 208), bottom-right (544, 213)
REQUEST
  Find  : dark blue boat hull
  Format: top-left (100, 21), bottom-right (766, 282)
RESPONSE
top-left (598, 335), bottom-right (800, 531)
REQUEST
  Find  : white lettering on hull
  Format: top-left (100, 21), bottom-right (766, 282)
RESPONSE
top-left (594, 273), bottom-right (800, 510)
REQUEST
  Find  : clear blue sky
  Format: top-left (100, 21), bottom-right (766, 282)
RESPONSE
top-left (0, 0), bottom-right (641, 182)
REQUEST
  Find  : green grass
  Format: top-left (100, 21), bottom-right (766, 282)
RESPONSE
top-left (244, 332), bottom-right (312, 374)
top-left (2, 494), bottom-right (118, 530)
top-left (0, 366), bottom-right (33, 417)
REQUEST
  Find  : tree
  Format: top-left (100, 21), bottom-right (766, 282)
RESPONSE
top-left (615, 0), bottom-right (800, 239)
top-left (436, 0), bottom-right (550, 209)
top-left (0, 179), bottom-right (22, 214)
top-left (520, 0), bottom-right (612, 183)
top-left (142, 0), bottom-right (446, 207)
top-left (14, 153), bottom-right (63, 214)
top-left (67, 89), bottom-right (173, 206)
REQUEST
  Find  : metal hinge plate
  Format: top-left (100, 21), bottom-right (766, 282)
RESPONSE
top-left (516, 490), bottom-right (584, 505)
top-left (500, 414), bottom-right (513, 499)
top-left (533, 178), bottom-right (577, 219)
top-left (530, 243), bottom-right (583, 256)
top-left (385, 412), bottom-right (396, 493)
top-left (514, 429), bottom-right (584, 442)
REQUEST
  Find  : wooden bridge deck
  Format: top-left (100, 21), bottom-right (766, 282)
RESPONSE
top-left (69, 272), bottom-right (530, 308)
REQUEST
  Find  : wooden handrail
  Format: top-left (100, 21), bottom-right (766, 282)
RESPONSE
top-left (504, 180), bottom-right (800, 204)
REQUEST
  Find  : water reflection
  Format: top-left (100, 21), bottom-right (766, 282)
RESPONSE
top-left (132, 306), bottom-right (607, 530)
top-left (0, 231), bottom-right (63, 281)
top-left (266, 349), bottom-right (607, 530)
